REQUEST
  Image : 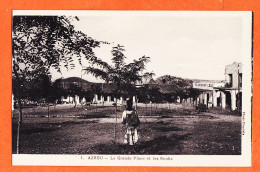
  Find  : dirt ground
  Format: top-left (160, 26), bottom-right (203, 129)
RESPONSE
top-left (12, 104), bottom-right (241, 155)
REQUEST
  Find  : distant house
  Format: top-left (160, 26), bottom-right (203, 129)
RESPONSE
top-left (58, 77), bottom-right (121, 105)
top-left (57, 76), bottom-right (192, 105)
top-left (193, 80), bottom-right (225, 108)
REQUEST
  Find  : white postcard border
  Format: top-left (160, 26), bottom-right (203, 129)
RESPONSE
top-left (12, 10), bottom-right (252, 167)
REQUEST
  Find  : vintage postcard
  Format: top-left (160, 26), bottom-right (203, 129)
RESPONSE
top-left (11, 10), bottom-right (252, 166)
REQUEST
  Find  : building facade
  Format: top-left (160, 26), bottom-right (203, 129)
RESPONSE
top-left (194, 62), bottom-right (242, 111)
top-left (193, 81), bottom-right (225, 108)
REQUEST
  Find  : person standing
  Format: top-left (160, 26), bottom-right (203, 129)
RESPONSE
top-left (122, 98), bottom-right (140, 145)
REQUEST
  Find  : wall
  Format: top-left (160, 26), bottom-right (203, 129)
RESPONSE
top-left (225, 62), bottom-right (242, 89)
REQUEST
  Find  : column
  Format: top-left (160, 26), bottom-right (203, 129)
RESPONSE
top-left (75, 95), bottom-right (80, 104)
top-left (221, 92), bottom-right (226, 109)
top-left (94, 94), bottom-right (98, 102)
top-left (213, 90), bottom-right (217, 107)
top-left (133, 96), bottom-right (136, 103)
top-left (204, 93), bottom-right (207, 105)
top-left (177, 96), bottom-right (180, 103)
top-left (231, 90), bottom-right (236, 111)
top-left (208, 93), bottom-right (213, 108)
top-left (101, 95), bottom-right (104, 105)
top-left (199, 94), bottom-right (203, 104)
top-left (82, 97), bottom-right (86, 104)
top-left (196, 97), bottom-right (199, 105)
top-left (107, 96), bottom-right (111, 102)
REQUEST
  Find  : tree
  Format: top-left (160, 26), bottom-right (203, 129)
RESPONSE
top-left (50, 78), bottom-right (66, 104)
top-left (12, 16), bottom-right (100, 154)
top-left (155, 75), bottom-right (193, 103)
top-left (85, 45), bottom-right (153, 93)
top-left (187, 88), bottom-right (202, 106)
top-left (84, 45), bottom-right (154, 142)
top-left (84, 90), bottom-right (95, 102)
top-left (135, 84), bottom-right (149, 103)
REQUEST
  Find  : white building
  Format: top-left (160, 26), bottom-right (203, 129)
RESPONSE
top-left (193, 81), bottom-right (225, 108)
top-left (194, 62), bottom-right (242, 111)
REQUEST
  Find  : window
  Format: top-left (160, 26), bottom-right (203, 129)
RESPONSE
top-left (228, 74), bottom-right (233, 87)
top-left (239, 73), bottom-right (242, 87)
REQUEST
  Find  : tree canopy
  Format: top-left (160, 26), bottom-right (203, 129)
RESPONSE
top-left (12, 15), bottom-right (102, 103)
top-left (84, 45), bottom-right (154, 98)
top-left (12, 16), bottom-right (100, 76)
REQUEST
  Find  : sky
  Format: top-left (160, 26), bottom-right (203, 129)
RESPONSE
top-left (50, 11), bottom-right (245, 83)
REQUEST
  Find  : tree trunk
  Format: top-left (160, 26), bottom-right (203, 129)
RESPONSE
top-left (150, 102), bottom-right (152, 116)
top-left (135, 96), bottom-right (137, 111)
top-left (16, 89), bottom-right (23, 154)
top-left (13, 66), bottom-right (22, 154)
top-left (145, 103), bottom-right (147, 116)
top-left (114, 98), bottom-right (117, 143)
top-left (47, 102), bottom-right (50, 124)
top-left (145, 103), bottom-right (147, 122)
top-left (74, 96), bottom-right (77, 108)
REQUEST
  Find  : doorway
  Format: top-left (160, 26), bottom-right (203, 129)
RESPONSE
top-left (225, 91), bottom-right (231, 109)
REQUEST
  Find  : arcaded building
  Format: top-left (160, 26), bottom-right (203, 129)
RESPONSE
top-left (193, 80), bottom-right (225, 108)
top-left (194, 62), bottom-right (242, 111)
top-left (214, 62), bottom-right (242, 111)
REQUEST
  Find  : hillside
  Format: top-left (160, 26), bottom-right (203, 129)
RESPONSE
top-left (61, 77), bottom-right (93, 84)
top-left (155, 75), bottom-right (192, 87)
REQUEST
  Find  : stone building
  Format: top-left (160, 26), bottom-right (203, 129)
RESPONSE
top-left (193, 80), bottom-right (225, 107)
top-left (194, 62), bottom-right (242, 111)
top-left (214, 62), bottom-right (242, 110)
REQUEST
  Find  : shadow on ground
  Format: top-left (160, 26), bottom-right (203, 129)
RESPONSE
top-left (152, 126), bottom-right (182, 132)
top-left (85, 133), bottom-right (191, 154)
top-left (12, 127), bottom-right (59, 135)
top-left (12, 120), bottom-right (98, 135)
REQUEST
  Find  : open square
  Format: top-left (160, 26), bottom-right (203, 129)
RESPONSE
top-left (12, 104), bottom-right (241, 155)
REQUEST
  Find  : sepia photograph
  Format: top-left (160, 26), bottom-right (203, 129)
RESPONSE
top-left (12, 11), bottom-right (252, 166)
